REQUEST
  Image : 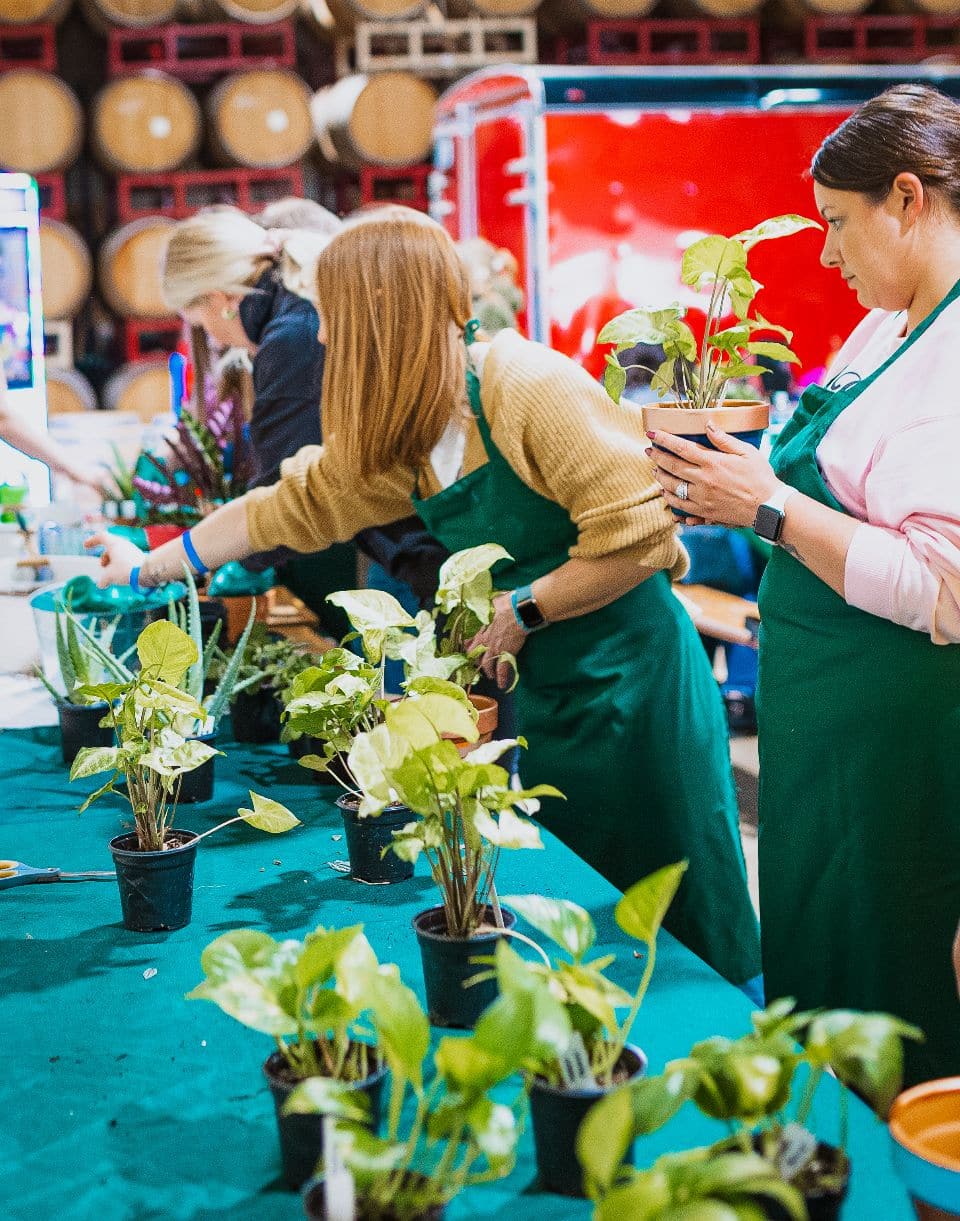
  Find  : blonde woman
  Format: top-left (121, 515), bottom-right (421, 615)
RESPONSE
top-left (90, 208), bottom-right (761, 988)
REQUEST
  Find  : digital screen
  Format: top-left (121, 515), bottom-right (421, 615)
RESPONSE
top-left (0, 226), bottom-right (35, 390)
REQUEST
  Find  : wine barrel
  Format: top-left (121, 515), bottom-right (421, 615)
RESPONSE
top-left (301, 0), bottom-right (426, 32)
top-left (206, 70), bottom-right (313, 168)
top-left (310, 73), bottom-right (437, 170)
top-left (80, 0), bottom-right (177, 25)
top-left (92, 73), bottom-right (202, 174)
top-left (103, 360), bottom-right (171, 422)
top-left (0, 0), bottom-right (72, 22)
top-left (98, 217), bottom-right (177, 319)
top-left (204, 0), bottom-right (298, 22)
top-left (0, 72), bottom-right (83, 174)
top-left (39, 220), bottom-right (93, 321)
top-left (46, 368), bottom-right (98, 416)
top-left (447, 0), bottom-right (541, 15)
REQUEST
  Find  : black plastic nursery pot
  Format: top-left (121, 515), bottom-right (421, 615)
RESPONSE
top-left (59, 700), bottom-right (112, 765)
top-left (109, 829), bottom-right (199, 932)
top-left (412, 904), bottom-right (516, 1029)
top-left (529, 1043), bottom-right (647, 1198)
top-left (336, 795), bottom-right (414, 885)
top-left (302, 1172), bottom-right (445, 1220)
top-left (264, 1050), bottom-right (388, 1191)
top-left (177, 731), bottom-right (217, 804)
top-left (230, 688), bottom-right (283, 744)
top-left (760, 1142), bottom-right (849, 1221)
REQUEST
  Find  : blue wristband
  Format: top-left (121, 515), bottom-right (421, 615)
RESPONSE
top-left (181, 529), bottom-right (209, 576)
top-left (509, 588), bottom-right (526, 631)
top-left (129, 566), bottom-right (142, 595)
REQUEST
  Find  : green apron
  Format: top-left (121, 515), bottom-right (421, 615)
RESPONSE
top-left (758, 281), bottom-right (960, 1084)
top-left (413, 361), bottom-right (760, 986)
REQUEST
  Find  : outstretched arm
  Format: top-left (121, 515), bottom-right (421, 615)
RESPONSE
top-left (86, 497), bottom-right (252, 588)
top-left (0, 379), bottom-right (105, 495)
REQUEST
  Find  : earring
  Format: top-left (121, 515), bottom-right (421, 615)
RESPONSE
top-left (221, 306), bottom-right (238, 321)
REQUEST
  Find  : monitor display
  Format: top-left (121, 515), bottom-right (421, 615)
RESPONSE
top-left (0, 226), bottom-right (35, 390)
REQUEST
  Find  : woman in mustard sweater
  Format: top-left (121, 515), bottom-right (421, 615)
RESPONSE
top-left (89, 208), bottom-right (760, 987)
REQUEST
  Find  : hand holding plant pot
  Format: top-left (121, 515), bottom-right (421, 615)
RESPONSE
top-left (70, 618), bottom-right (300, 930)
top-left (482, 863), bottom-right (686, 1196)
top-left (288, 966), bottom-right (538, 1220)
top-left (188, 922), bottom-right (427, 1191)
top-left (349, 691), bottom-right (560, 1026)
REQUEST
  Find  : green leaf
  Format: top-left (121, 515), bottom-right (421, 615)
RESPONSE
top-left (295, 924), bottom-right (363, 990)
top-left (237, 791), bottom-right (301, 835)
top-left (804, 1010), bottom-right (923, 1117)
top-left (502, 894), bottom-right (596, 961)
top-left (185, 930), bottom-right (300, 1036)
top-left (472, 806), bottom-right (543, 850)
top-left (326, 589), bottom-right (415, 663)
top-left (681, 236), bottom-right (746, 292)
top-left (136, 620), bottom-right (198, 684)
top-left (615, 861), bottom-right (688, 947)
top-left (598, 306), bottom-right (684, 347)
top-left (744, 341), bottom-right (799, 363)
top-left (139, 735), bottom-right (219, 778)
top-left (603, 355), bottom-right (627, 404)
top-left (204, 600), bottom-right (258, 725)
top-left (282, 1077), bottom-right (370, 1121)
top-left (595, 1170), bottom-right (671, 1219)
top-left (651, 357), bottom-right (678, 398)
top-left (365, 970), bottom-right (430, 1093)
top-left (731, 213), bottom-right (822, 251)
top-left (435, 544), bottom-right (513, 621)
top-left (195, 928), bottom-right (281, 983)
top-left (385, 692), bottom-right (478, 748)
top-left (69, 746), bottom-right (120, 781)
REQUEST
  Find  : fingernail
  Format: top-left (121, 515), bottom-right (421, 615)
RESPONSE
top-left (646, 431), bottom-right (656, 440)
top-left (706, 420), bottom-right (718, 431)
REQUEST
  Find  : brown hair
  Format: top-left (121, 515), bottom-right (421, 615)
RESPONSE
top-left (314, 206), bottom-right (473, 479)
top-left (812, 84), bottom-right (960, 212)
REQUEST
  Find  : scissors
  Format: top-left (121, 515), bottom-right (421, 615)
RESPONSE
top-left (0, 860), bottom-right (116, 890)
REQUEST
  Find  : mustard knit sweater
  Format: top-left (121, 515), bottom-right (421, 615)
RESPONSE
top-left (245, 329), bottom-right (688, 579)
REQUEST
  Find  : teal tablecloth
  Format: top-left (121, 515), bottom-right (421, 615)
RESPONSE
top-left (0, 726), bottom-right (910, 1221)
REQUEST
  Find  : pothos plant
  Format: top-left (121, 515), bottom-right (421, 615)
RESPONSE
top-left (284, 961), bottom-right (545, 1221)
top-left (69, 620), bottom-right (299, 851)
top-left (348, 691), bottom-right (560, 938)
top-left (576, 998), bottom-right (923, 1213)
top-left (328, 543), bottom-right (516, 696)
top-left (187, 921), bottom-right (428, 1090)
top-left (477, 862), bottom-right (687, 1087)
top-left (599, 215), bottom-right (822, 409)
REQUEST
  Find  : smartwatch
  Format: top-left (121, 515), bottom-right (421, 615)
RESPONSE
top-left (753, 482), bottom-right (796, 544)
top-left (510, 584), bottom-right (547, 632)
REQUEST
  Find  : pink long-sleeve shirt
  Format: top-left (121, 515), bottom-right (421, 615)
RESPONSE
top-left (814, 300), bottom-right (960, 645)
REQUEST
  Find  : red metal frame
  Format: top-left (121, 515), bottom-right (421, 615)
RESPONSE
top-left (587, 18), bottom-right (760, 66)
top-left (107, 20), bottom-right (296, 82)
top-left (116, 166), bottom-right (305, 222)
top-left (804, 15), bottom-right (960, 63)
top-left (34, 173), bottom-right (66, 221)
top-left (122, 317), bottom-right (184, 363)
top-left (0, 23), bottom-right (56, 71)
top-left (359, 164), bottom-right (430, 211)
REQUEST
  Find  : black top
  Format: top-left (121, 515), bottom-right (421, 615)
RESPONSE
top-left (239, 270), bottom-right (447, 604)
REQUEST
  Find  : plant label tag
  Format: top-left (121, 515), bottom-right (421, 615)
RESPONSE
top-left (323, 1116), bottom-right (355, 1221)
top-left (777, 1123), bottom-right (818, 1181)
top-left (558, 1031), bottom-right (596, 1090)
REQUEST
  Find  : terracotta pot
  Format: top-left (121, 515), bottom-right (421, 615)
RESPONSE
top-left (446, 692), bottom-right (499, 755)
top-left (890, 1078), bottom-right (960, 1220)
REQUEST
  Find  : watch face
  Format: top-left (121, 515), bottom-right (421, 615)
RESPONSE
top-left (516, 597), bottom-right (545, 629)
top-left (754, 504), bottom-right (784, 543)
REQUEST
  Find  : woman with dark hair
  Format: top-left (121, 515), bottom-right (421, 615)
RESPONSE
top-left (651, 84), bottom-right (960, 1082)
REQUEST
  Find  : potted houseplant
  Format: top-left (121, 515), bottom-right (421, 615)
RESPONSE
top-left (578, 998), bottom-right (922, 1219)
top-left (210, 624), bottom-right (314, 744)
top-left (35, 599), bottom-right (131, 764)
top-left (287, 963), bottom-right (536, 1219)
top-left (187, 921), bottom-right (428, 1191)
top-left (167, 567), bottom-right (263, 802)
top-left (481, 864), bottom-right (686, 1196)
top-left (69, 618), bottom-right (299, 931)
top-left (349, 691), bottom-right (559, 1027)
top-left (281, 648), bottom-right (413, 885)
top-left (598, 215), bottom-right (822, 475)
top-left (890, 1078), bottom-right (960, 1221)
